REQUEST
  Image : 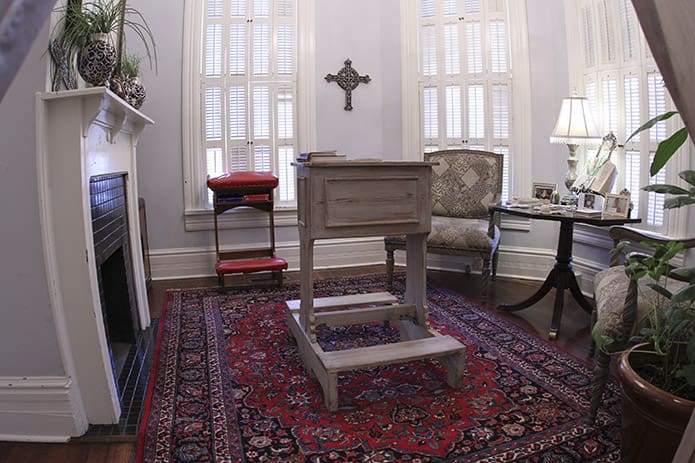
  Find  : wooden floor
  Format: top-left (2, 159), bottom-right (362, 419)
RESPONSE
top-left (0, 265), bottom-right (594, 463)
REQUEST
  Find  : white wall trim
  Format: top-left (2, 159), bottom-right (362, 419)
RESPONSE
top-left (181, 0), bottom-right (204, 212)
top-left (297, 0), bottom-right (317, 153)
top-left (150, 238), bottom-right (557, 284)
top-left (0, 376), bottom-right (85, 442)
top-left (150, 237), bottom-right (388, 280)
top-left (399, 0), bottom-right (420, 161)
top-left (508, 0), bottom-right (533, 198)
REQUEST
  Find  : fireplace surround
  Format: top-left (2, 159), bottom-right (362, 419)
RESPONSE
top-left (36, 88), bottom-right (153, 434)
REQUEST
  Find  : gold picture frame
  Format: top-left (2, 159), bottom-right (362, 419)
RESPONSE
top-left (532, 182), bottom-right (556, 202)
top-left (603, 193), bottom-right (630, 218)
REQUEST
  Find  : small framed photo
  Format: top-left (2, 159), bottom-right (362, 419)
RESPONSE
top-left (532, 182), bottom-right (556, 202)
top-left (578, 192), bottom-right (603, 211)
top-left (603, 193), bottom-right (630, 218)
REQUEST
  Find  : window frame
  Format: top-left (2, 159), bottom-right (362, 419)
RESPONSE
top-left (400, 0), bottom-right (532, 201)
top-left (564, 0), bottom-right (690, 237)
top-left (182, 0), bottom-right (316, 230)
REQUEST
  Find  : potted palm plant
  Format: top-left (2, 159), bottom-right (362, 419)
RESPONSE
top-left (594, 111), bottom-right (695, 462)
top-left (50, 0), bottom-right (156, 89)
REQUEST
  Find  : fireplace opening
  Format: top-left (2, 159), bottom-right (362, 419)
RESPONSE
top-left (91, 173), bottom-right (140, 391)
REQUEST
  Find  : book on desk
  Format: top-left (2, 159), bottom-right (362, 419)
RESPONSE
top-left (296, 150), bottom-right (346, 163)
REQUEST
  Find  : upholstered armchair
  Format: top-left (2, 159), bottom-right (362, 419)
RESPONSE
top-left (384, 149), bottom-right (503, 303)
top-left (589, 226), bottom-right (695, 423)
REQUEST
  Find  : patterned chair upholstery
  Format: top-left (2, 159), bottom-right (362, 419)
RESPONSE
top-left (385, 149), bottom-right (503, 302)
top-left (589, 226), bottom-right (695, 423)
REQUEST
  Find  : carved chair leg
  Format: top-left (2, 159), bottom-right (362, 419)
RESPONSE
top-left (480, 257), bottom-right (491, 303)
top-left (492, 248), bottom-right (499, 281)
top-left (218, 273), bottom-right (224, 287)
top-left (589, 307), bottom-right (598, 357)
top-left (386, 248), bottom-right (395, 291)
top-left (589, 350), bottom-right (611, 424)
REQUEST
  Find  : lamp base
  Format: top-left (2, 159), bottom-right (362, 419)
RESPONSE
top-left (564, 144), bottom-right (578, 190)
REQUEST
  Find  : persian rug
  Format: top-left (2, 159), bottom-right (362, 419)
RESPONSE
top-left (137, 275), bottom-right (621, 462)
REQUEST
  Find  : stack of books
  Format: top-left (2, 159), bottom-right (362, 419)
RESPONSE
top-left (296, 150), bottom-right (346, 163)
top-left (573, 208), bottom-right (602, 217)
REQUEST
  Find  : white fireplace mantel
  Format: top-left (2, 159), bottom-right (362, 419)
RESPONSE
top-left (35, 88), bottom-right (153, 431)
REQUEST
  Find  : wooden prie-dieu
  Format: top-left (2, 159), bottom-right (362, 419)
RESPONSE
top-left (207, 171), bottom-right (288, 287)
top-left (287, 160), bottom-right (466, 411)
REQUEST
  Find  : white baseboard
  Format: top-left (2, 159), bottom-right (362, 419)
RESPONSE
top-left (150, 237), bottom-right (388, 280)
top-left (150, 239), bottom-right (562, 285)
top-left (0, 376), bottom-right (87, 441)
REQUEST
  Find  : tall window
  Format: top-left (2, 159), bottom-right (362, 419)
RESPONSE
top-left (418, 0), bottom-right (513, 201)
top-left (576, 0), bottom-right (684, 233)
top-left (194, 0), bottom-right (298, 209)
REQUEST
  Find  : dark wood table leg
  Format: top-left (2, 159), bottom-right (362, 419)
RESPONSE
top-left (497, 268), bottom-right (557, 312)
top-left (498, 220), bottom-right (590, 339)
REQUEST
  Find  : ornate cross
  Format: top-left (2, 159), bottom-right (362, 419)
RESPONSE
top-left (324, 58), bottom-right (371, 111)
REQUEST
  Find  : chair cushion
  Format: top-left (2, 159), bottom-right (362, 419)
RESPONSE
top-left (385, 217), bottom-right (500, 253)
top-left (429, 153), bottom-right (502, 219)
top-left (594, 265), bottom-right (688, 339)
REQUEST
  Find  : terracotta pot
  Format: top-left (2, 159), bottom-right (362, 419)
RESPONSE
top-left (617, 343), bottom-right (695, 463)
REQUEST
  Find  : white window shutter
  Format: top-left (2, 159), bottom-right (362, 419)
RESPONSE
top-left (419, 0), bottom-right (512, 198)
top-left (199, 0), bottom-right (298, 207)
top-left (444, 24), bottom-right (461, 75)
top-left (445, 85), bottom-right (462, 139)
top-left (466, 22), bottom-right (483, 74)
top-left (577, 0), bottom-right (681, 234)
top-left (489, 20), bottom-right (508, 73)
top-left (581, 6), bottom-right (596, 67)
top-left (601, 76), bottom-right (617, 134)
top-left (423, 86), bottom-right (439, 141)
top-left (624, 150), bottom-right (640, 214)
top-left (467, 84), bottom-right (485, 140)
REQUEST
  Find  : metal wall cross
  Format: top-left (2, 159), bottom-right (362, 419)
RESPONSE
top-left (324, 58), bottom-right (371, 111)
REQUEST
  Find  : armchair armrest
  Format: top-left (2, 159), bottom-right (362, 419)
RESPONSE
top-left (608, 226), bottom-right (695, 267)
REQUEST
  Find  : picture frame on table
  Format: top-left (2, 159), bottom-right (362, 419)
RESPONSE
top-left (578, 192), bottom-right (603, 211)
top-left (532, 182), bottom-right (556, 202)
top-left (603, 193), bottom-right (630, 218)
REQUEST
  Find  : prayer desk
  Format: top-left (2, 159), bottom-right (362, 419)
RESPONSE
top-left (287, 160), bottom-right (466, 411)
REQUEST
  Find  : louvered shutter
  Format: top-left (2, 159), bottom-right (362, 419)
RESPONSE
top-left (200, 0), bottom-right (297, 206)
top-left (418, 0), bottom-right (512, 201)
top-left (577, 0), bottom-right (682, 233)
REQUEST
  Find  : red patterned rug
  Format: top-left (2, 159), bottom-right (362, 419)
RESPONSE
top-left (137, 275), bottom-right (621, 462)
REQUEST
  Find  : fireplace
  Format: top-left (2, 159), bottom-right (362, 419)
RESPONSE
top-left (37, 88), bottom-right (153, 432)
top-left (90, 174), bottom-right (140, 386)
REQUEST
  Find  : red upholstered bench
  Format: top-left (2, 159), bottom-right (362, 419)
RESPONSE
top-left (207, 171), bottom-right (279, 194)
top-left (215, 258), bottom-right (288, 276)
top-left (207, 171), bottom-right (286, 288)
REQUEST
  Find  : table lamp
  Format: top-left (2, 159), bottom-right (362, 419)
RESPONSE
top-left (549, 96), bottom-right (602, 190)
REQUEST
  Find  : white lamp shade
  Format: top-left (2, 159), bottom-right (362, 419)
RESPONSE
top-left (550, 96), bottom-right (601, 145)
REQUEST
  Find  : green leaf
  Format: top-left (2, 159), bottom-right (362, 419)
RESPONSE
top-left (646, 283), bottom-right (673, 300)
top-left (672, 285), bottom-right (695, 304)
top-left (642, 184), bottom-right (691, 195)
top-left (671, 267), bottom-right (695, 282)
top-left (625, 111), bottom-right (679, 144)
top-left (650, 128), bottom-right (689, 176)
top-left (676, 365), bottom-right (695, 386)
top-left (664, 196), bottom-right (695, 209)
top-left (679, 170), bottom-right (695, 187)
top-left (591, 324), bottom-right (615, 353)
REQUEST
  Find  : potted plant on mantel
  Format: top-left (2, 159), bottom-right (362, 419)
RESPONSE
top-left (49, 0), bottom-right (156, 104)
top-left (594, 111), bottom-right (695, 463)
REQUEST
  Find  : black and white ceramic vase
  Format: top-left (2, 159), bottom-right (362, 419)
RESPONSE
top-left (126, 77), bottom-right (146, 109)
top-left (78, 33), bottom-right (117, 86)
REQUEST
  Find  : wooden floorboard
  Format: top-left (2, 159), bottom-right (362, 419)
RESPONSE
top-left (0, 265), bottom-right (594, 462)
